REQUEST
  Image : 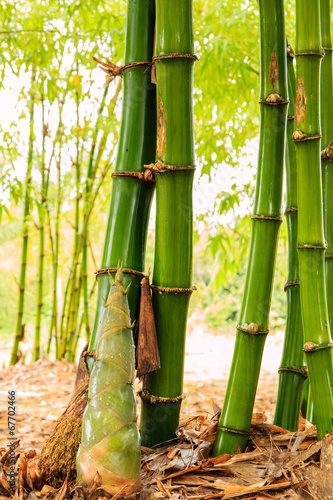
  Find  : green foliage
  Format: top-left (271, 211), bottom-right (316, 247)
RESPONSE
top-left (0, 0), bottom-right (296, 357)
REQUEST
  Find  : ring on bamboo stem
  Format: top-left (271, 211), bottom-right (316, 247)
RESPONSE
top-left (150, 285), bottom-right (197, 295)
top-left (287, 115), bottom-right (295, 121)
top-left (292, 131), bottom-right (322, 143)
top-left (93, 56), bottom-right (152, 84)
top-left (284, 280), bottom-right (300, 292)
top-left (295, 51), bottom-right (324, 58)
top-left (323, 47), bottom-right (333, 52)
top-left (236, 324), bottom-right (269, 336)
top-left (144, 161), bottom-right (196, 174)
top-left (260, 94), bottom-right (289, 106)
top-left (152, 53), bottom-right (198, 62)
top-left (251, 214), bottom-right (283, 222)
top-left (83, 350), bottom-right (96, 358)
top-left (95, 267), bottom-right (148, 280)
top-left (278, 365), bottom-right (308, 378)
top-left (138, 390), bottom-right (184, 405)
top-left (297, 244), bottom-right (327, 250)
top-left (111, 171), bottom-right (155, 185)
top-left (303, 341), bottom-right (333, 352)
top-left (287, 45), bottom-right (295, 58)
top-left (325, 254), bottom-right (333, 259)
top-left (321, 140), bottom-right (333, 160)
top-left (284, 207), bottom-right (298, 215)
top-left (217, 425), bottom-right (251, 437)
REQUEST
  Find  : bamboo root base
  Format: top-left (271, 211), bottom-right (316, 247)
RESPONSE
top-left (38, 348), bottom-right (90, 488)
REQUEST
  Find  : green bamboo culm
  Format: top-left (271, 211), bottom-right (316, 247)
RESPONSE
top-left (140, 0), bottom-right (196, 447)
top-left (77, 268), bottom-right (141, 496)
top-left (213, 0), bottom-right (288, 455)
top-left (33, 94), bottom-right (48, 362)
top-left (293, 0), bottom-right (333, 439)
top-left (10, 68), bottom-right (35, 366)
top-left (321, 0), bottom-right (333, 331)
top-left (86, 0), bottom-right (156, 371)
top-left (274, 46), bottom-right (307, 431)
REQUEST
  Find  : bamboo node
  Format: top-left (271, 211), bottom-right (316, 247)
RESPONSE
top-left (95, 267), bottom-right (148, 280)
top-left (278, 365), bottom-right (308, 378)
top-left (144, 160), bottom-right (196, 174)
top-left (217, 425), bottom-right (251, 437)
top-left (265, 93), bottom-right (284, 104)
top-left (295, 50), bottom-right (324, 58)
top-left (284, 207), bottom-right (298, 215)
top-left (83, 350), bottom-right (96, 358)
top-left (284, 280), bottom-right (300, 292)
top-left (111, 170), bottom-right (155, 185)
top-left (150, 284), bottom-right (197, 295)
top-left (287, 115), bottom-right (295, 121)
top-left (321, 139), bottom-right (333, 160)
top-left (303, 341), bottom-right (333, 352)
top-left (138, 390), bottom-right (184, 405)
top-left (251, 214), bottom-right (282, 223)
top-left (325, 253), bottom-right (333, 260)
top-left (297, 243), bottom-right (327, 251)
top-left (236, 324), bottom-right (269, 336)
top-left (260, 96), bottom-right (288, 106)
top-left (292, 131), bottom-right (322, 143)
top-left (287, 45), bottom-right (295, 59)
top-left (153, 53), bottom-right (198, 63)
top-left (93, 56), bottom-right (151, 84)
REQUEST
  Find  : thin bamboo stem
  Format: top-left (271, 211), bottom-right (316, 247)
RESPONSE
top-left (33, 93), bottom-right (47, 362)
top-left (321, 0), bottom-right (333, 331)
top-left (274, 46), bottom-right (306, 431)
top-left (10, 68), bottom-right (36, 366)
top-left (294, 0), bottom-right (333, 439)
top-left (213, 0), bottom-right (288, 454)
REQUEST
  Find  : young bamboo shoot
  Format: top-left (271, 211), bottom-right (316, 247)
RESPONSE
top-left (77, 268), bottom-right (140, 495)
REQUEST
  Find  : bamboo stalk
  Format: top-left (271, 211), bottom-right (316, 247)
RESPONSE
top-left (140, 0), bottom-right (196, 447)
top-left (293, 0), bottom-right (333, 439)
top-left (10, 68), bottom-right (36, 366)
top-left (72, 279), bottom-right (97, 359)
top-left (46, 85), bottom-right (70, 357)
top-left (321, 0), bottom-right (333, 331)
top-left (86, 0), bottom-right (156, 371)
top-left (47, 154), bottom-right (61, 358)
top-left (82, 86), bottom-right (109, 345)
top-left (274, 46), bottom-right (306, 431)
top-left (213, 0), bottom-right (288, 455)
top-left (33, 93), bottom-right (47, 362)
top-left (65, 80), bottom-right (82, 352)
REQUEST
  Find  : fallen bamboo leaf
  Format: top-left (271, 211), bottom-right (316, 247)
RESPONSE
top-left (167, 448), bottom-right (179, 460)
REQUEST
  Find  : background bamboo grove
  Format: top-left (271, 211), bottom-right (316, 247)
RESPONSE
top-left (2, 0), bottom-right (333, 476)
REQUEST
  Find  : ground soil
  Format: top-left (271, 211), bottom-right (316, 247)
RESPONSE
top-left (0, 316), bottom-right (283, 453)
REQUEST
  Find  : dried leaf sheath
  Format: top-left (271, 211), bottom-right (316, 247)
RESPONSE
top-left (136, 276), bottom-right (160, 379)
top-left (77, 269), bottom-right (141, 496)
